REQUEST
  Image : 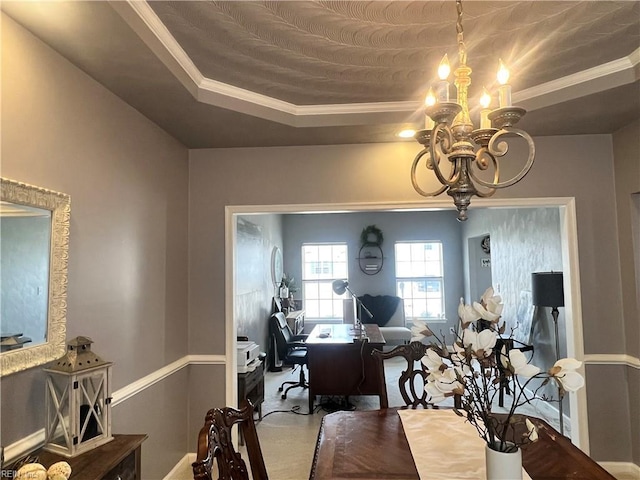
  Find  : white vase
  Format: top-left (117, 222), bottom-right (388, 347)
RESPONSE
top-left (485, 441), bottom-right (522, 480)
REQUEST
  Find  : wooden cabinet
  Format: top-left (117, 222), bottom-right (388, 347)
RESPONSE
top-left (286, 309), bottom-right (305, 335)
top-left (238, 360), bottom-right (264, 420)
top-left (237, 361), bottom-right (264, 445)
top-left (8, 435), bottom-right (147, 480)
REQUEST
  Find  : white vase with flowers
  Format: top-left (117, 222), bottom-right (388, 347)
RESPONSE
top-left (412, 287), bottom-right (585, 480)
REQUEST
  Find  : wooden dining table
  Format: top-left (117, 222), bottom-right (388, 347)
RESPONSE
top-left (309, 408), bottom-right (615, 480)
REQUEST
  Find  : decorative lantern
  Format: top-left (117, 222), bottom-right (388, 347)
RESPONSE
top-left (43, 336), bottom-right (113, 457)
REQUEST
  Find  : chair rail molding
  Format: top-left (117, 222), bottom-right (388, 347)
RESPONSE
top-left (583, 354), bottom-right (640, 369)
top-left (3, 354), bottom-right (225, 464)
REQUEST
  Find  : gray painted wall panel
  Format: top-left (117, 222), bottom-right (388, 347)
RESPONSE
top-left (612, 120), bottom-right (639, 467)
top-left (112, 367), bottom-right (189, 479)
top-left (585, 364), bottom-right (633, 462)
top-left (188, 364), bottom-right (226, 452)
top-left (462, 207), bottom-right (566, 408)
top-left (281, 211), bottom-right (464, 333)
top-left (236, 214), bottom-right (283, 354)
top-left (1, 14), bottom-right (189, 477)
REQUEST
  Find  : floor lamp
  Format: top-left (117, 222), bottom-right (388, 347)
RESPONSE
top-left (531, 271), bottom-right (565, 435)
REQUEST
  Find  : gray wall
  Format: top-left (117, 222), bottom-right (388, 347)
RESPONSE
top-left (1, 15), bottom-right (190, 478)
top-left (462, 207), bottom-right (565, 407)
top-left (189, 132), bottom-right (635, 463)
top-left (281, 211), bottom-right (464, 333)
top-left (612, 120), bottom-right (640, 465)
top-left (1, 216), bottom-right (51, 344)
top-left (236, 215), bottom-right (283, 354)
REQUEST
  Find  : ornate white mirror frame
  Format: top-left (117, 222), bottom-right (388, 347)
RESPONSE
top-left (1, 178), bottom-right (70, 376)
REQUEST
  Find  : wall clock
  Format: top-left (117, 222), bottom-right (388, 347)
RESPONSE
top-left (481, 235), bottom-right (491, 254)
top-left (271, 246), bottom-right (283, 286)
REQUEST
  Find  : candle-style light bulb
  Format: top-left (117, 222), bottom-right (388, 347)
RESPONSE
top-left (497, 59), bottom-right (510, 85)
top-left (479, 87), bottom-right (492, 129)
top-left (497, 59), bottom-right (512, 107)
top-left (425, 88), bottom-right (437, 107)
top-left (424, 88), bottom-right (436, 129)
top-left (480, 88), bottom-right (491, 109)
top-left (436, 54), bottom-right (450, 102)
top-left (438, 54), bottom-right (451, 80)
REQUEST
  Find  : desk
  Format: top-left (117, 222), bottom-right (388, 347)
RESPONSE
top-left (306, 324), bottom-right (385, 412)
top-left (309, 409), bottom-right (615, 480)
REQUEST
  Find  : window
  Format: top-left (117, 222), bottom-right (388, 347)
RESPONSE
top-left (395, 241), bottom-right (445, 322)
top-left (302, 243), bottom-right (348, 320)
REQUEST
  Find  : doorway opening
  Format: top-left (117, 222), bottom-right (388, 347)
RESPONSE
top-left (225, 197), bottom-right (589, 451)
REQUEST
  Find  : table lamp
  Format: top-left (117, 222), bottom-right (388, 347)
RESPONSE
top-left (331, 280), bottom-right (372, 333)
top-left (531, 271), bottom-right (565, 435)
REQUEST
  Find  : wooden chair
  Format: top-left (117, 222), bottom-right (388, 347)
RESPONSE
top-left (192, 400), bottom-right (268, 480)
top-left (372, 341), bottom-right (434, 409)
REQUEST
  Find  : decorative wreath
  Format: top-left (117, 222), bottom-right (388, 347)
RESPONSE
top-left (360, 225), bottom-right (384, 247)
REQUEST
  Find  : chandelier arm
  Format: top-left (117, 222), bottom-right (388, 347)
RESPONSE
top-left (429, 124), bottom-right (462, 187)
top-left (468, 147), bottom-right (500, 192)
top-left (411, 148), bottom-right (449, 197)
top-left (472, 127), bottom-right (535, 189)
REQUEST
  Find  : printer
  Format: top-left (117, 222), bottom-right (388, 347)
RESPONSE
top-left (237, 341), bottom-right (261, 373)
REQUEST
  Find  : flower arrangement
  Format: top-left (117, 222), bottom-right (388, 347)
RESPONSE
top-left (412, 287), bottom-right (585, 453)
top-left (279, 273), bottom-right (298, 293)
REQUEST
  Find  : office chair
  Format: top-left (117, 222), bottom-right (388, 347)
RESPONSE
top-left (269, 312), bottom-right (308, 399)
top-left (192, 399), bottom-right (268, 480)
top-left (372, 341), bottom-right (462, 409)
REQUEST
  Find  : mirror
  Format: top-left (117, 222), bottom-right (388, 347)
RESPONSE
top-left (0, 178), bottom-right (70, 376)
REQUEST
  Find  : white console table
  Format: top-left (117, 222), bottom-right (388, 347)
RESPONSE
top-left (286, 309), bottom-right (305, 335)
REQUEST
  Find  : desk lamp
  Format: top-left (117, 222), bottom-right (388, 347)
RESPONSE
top-left (331, 280), bottom-right (373, 333)
top-left (531, 271), bottom-right (565, 435)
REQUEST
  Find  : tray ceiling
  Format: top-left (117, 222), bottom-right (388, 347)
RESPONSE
top-left (2, 1), bottom-right (639, 148)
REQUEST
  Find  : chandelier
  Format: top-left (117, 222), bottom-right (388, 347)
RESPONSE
top-left (411, 0), bottom-right (535, 221)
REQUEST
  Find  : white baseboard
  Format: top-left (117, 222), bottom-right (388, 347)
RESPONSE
top-left (3, 428), bottom-right (45, 465)
top-left (163, 453), bottom-right (196, 480)
top-left (599, 461), bottom-right (640, 479)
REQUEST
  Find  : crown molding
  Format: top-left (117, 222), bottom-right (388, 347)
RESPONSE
top-left (112, 2), bottom-right (640, 127)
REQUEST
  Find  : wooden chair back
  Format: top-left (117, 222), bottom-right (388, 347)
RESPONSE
top-left (372, 341), bottom-right (434, 409)
top-left (192, 400), bottom-right (268, 480)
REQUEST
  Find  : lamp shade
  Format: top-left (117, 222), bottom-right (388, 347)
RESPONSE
top-left (532, 272), bottom-right (564, 307)
top-left (332, 279), bottom-right (348, 295)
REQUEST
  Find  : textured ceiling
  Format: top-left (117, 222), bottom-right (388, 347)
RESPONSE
top-left (2, 1), bottom-right (639, 148)
top-left (148, 1), bottom-right (639, 104)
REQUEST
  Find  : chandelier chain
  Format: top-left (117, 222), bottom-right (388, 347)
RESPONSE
top-left (456, 0), bottom-right (467, 64)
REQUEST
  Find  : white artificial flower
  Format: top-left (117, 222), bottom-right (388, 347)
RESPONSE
top-left (425, 380), bottom-right (446, 403)
top-left (473, 287), bottom-right (504, 322)
top-left (421, 349), bottom-right (444, 372)
top-left (462, 329), bottom-right (497, 357)
top-left (458, 298), bottom-right (480, 326)
top-left (450, 351), bottom-right (472, 375)
top-left (508, 349), bottom-right (541, 378)
top-left (426, 368), bottom-right (463, 403)
top-left (525, 418), bottom-right (539, 442)
top-left (411, 320), bottom-right (431, 341)
top-left (550, 358), bottom-right (585, 392)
